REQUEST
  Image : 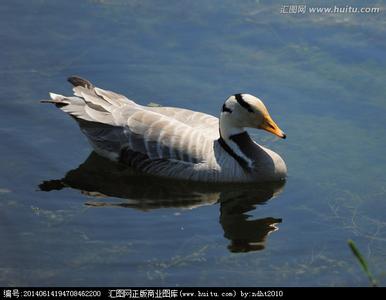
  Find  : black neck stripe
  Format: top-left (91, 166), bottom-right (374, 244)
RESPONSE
top-left (218, 132), bottom-right (250, 173)
top-left (235, 93), bottom-right (253, 113)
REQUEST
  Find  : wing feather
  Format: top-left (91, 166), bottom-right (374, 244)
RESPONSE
top-left (123, 109), bottom-right (210, 164)
top-left (145, 106), bottom-right (219, 139)
top-left (94, 87), bottom-right (137, 107)
top-left (47, 79), bottom-right (215, 167)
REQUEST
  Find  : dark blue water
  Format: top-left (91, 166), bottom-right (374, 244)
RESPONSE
top-left (1, 0), bottom-right (386, 286)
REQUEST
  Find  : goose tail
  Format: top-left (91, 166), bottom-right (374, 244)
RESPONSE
top-left (42, 76), bottom-right (135, 160)
top-left (41, 76), bottom-right (137, 124)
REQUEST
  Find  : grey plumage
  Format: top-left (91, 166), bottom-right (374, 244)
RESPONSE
top-left (43, 76), bottom-right (287, 182)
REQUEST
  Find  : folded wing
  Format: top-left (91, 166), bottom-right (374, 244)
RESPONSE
top-left (46, 81), bottom-right (214, 165)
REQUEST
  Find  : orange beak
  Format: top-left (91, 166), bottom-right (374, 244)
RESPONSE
top-left (258, 114), bottom-right (286, 139)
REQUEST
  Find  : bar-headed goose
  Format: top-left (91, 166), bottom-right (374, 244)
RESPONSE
top-left (43, 76), bottom-right (287, 182)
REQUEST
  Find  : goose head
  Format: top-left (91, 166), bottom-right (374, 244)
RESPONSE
top-left (220, 93), bottom-right (286, 139)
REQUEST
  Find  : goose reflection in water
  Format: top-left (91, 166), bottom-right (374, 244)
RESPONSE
top-left (39, 152), bottom-right (285, 253)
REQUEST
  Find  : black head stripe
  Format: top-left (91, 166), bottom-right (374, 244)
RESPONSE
top-left (222, 103), bottom-right (232, 113)
top-left (235, 93), bottom-right (253, 113)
